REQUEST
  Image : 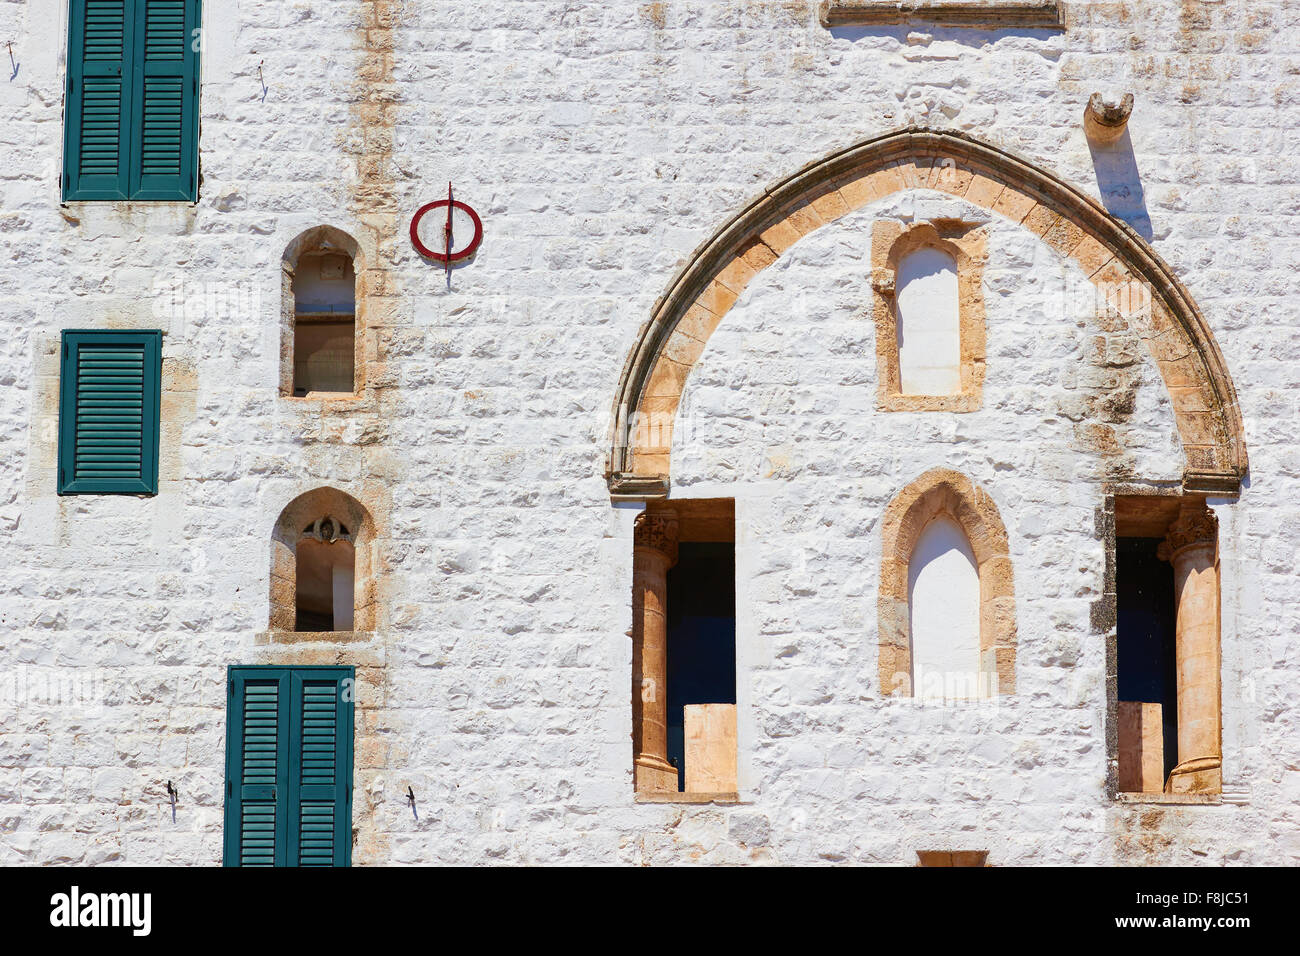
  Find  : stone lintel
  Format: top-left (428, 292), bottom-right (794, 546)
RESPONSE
top-left (819, 0), bottom-right (1063, 29)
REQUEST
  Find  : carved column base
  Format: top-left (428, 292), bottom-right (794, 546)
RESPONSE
top-left (634, 754), bottom-right (679, 793)
top-left (1166, 757), bottom-right (1222, 795)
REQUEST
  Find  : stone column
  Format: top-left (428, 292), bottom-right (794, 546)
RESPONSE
top-left (632, 511), bottom-right (679, 793)
top-left (1158, 500), bottom-right (1222, 795)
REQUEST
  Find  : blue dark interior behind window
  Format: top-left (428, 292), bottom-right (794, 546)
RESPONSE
top-left (1116, 536), bottom-right (1179, 781)
top-left (666, 541), bottom-right (736, 791)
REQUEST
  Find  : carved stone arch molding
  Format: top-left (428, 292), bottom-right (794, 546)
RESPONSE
top-left (269, 486), bottom-right (379, 633)
top-left (879, 468), bottom-right (1016, 696)
top-left (605, 127), bottom-right (1247, 499)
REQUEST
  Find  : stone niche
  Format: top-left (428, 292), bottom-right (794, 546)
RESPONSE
top-left (879, 469), bottom-right (1016, 698)
top-left (280, 226), bottom-right (365, 400)
top-left (268, 487), bottom-right (378, 640)
top-left (871, 220), bottom-right (987, 413)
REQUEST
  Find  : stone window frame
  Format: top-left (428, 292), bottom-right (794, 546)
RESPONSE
top-left (878, 468), bottom-right (1016, 697)
top-left (268, 487), bottom-right (378, 640)
top-left (1102, 489), bottom-right (1224, 798)
top-left (631, 498), bottom-right (741, 803)
top-left (280, 226), bottom-right (367, 401)
top-left (870, 220), bottom-right (988, 413)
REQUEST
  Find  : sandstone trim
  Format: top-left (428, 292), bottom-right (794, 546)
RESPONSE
top-left (878, 468), bottom-right (1015, 696)
top-left (871, 220), bottom-right (987, 413)
top-left (605, 127), bottom-right (1247, 499)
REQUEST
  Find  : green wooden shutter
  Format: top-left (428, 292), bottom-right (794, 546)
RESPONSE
top-left (226, 669), bottom-right (289, 867)
top-left (63, 0), bottom-right (132, 200)
top-left (57, 329), bottom-right (161, 495)
top-left (291, 672), bottom-right (354, 867)
top-left (224, 667), bottom-right (354, 868)
top-left (130, 0), bottom-right (199, 199)
top-left (63, 0), bottom-right (200, 201)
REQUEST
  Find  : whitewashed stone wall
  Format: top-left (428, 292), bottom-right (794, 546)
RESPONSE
top-left (0, 0), bottom-right (1296, 865)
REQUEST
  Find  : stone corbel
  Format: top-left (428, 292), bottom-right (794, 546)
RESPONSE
top-left (1084, 92), bottom-right (1134, 146)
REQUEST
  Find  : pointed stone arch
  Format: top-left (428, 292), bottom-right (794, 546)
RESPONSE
top-left (879, 468), bottom-right (1015, 697)
top-left (606, 127), bottom-right (1246, 499)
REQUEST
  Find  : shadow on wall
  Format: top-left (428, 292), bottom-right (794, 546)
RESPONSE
top-left (1089, 130), bottom-right (1153, 241)
top-left (827, 26), bottom-right (1063, 53)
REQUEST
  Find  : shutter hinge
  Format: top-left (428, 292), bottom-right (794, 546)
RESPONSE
top-left (227, 781), bottom-right (232, 797)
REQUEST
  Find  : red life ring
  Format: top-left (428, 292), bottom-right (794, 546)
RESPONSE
top-left (410, 198), bottom-right (483, 263)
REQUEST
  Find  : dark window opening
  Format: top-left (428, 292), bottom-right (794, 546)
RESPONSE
top-left (666, 541), bottom-right (736, 792)
top-left (1116, 536), bottom-right (1178, 789)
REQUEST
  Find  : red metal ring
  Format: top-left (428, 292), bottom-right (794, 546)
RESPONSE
top-left (410, 200), bottom-right (484, 263)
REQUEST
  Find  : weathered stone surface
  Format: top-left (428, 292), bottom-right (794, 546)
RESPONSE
top-left (0, 0), bottom-right (1290, 867)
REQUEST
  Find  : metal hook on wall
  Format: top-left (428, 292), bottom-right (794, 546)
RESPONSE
top-left (8, 41), bottom-right (18, 81)
top-left (258, 59), bottom-right (267, 102)
top-left (406, 786), bottom-right (417, 821)
top-left (165, 781), bottom-right (178, 824)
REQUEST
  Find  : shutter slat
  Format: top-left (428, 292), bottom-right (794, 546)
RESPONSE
top-left (78, 80), bottom-right (123, 178)
top-left (239, 803), bottom-right (277, 867)
top-left (144, 0), bottom-right (187, 59)
top-left (298, 802), bottom-right (335, 866)
top-left (241, 679), bottom-right (279, 787)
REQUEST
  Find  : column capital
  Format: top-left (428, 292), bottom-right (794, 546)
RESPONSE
top-left (1157, 500), bottom-right (1217, 563)
top-left (634, 511), bottom-right (679, 566)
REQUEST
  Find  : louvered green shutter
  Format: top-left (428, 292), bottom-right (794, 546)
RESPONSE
top-left (227, 670), bottom-right (288, 867)
top-left (57, 330), bottom-right (161, 495)
top-left (130, 0), bottom-right (199, 199)
top-left (224, 667), bottom-right (355, 868)
top-left (291, 672), bottom-right (354, 866)
top-left (63, 0), bottom-right (200, 201)
top-left (63, 0), bottom-right (130, 199)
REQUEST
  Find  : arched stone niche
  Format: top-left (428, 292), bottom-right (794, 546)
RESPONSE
top-left (269, 487), bottom-right (378, 636)
top-left (871, 219), bottom-right (987, 412)
top-left (879, 468), bottom-right (1016, 697)
top-left (280, 226), bottom-right (366, 399)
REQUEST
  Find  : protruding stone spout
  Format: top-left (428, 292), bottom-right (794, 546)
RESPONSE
top-left (1084, 92), bottom-right (1134, 145)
